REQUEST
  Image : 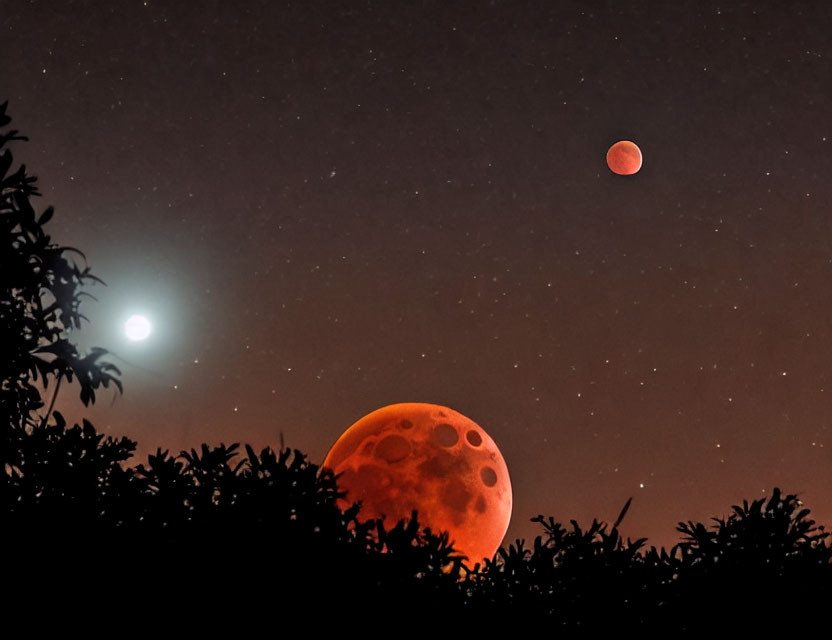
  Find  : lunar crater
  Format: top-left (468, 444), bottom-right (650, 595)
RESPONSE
top-left (374, 434), bottom-right (410, 463)
top-left (432, 423), bottom-right (459, 447)
top-left (480, 466), bottom-right (498, 487)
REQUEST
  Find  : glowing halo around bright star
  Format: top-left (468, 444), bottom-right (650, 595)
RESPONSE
top-left (125, 315), bottom-right (152, 341)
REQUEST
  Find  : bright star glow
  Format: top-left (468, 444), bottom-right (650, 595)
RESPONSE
top-left (125, 315), bottom-right (152, 341)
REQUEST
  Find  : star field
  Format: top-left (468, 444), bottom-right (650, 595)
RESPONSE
top-left (3, 0), bottom-right (831, 549)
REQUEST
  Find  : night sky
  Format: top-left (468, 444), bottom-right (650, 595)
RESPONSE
top-left (4, 0), bottom-right (831, 550)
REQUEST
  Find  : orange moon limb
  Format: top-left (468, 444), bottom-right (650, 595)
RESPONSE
top-left (606, 140), bottom-right (643, 175)
top-left (323, 403), bottom-right (512, 564)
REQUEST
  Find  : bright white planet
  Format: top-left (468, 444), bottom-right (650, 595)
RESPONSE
top-left (125, 315), bottom-right (152, 341)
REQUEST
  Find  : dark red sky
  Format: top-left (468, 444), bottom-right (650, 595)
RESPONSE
top-left (4, 0), bottom-right (831, 550)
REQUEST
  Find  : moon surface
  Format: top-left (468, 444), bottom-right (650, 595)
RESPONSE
top-left (606, 140), bottom-right (643, 175)
top-left (323, 403), bottom-right (512, 564)
top-left (125, 314), bottom-right (152, 341)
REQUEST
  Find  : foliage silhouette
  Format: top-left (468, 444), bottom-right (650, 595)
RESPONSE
top-left (462, 498), bottom-right (658, 629)
top-left (1, 103), bottom-right (129, 553)
top-left (676, 487), bottom-right (830, 568)
top-left (1, 102), bottom-right (122, 471)
top-left (669, 488), bottom-right (832, 632)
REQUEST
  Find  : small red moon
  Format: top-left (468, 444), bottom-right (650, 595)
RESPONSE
top-left (606, 140), bottom-right (643, 175)
top-left (323, 403), bottom-right (512, 564)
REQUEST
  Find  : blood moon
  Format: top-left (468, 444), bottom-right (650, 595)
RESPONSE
top-left (606, 140), bottom-right (642, 175)
top-left (323, 403), bottom-right (512, 564)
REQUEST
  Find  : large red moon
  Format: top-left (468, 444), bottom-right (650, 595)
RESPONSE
top-left (606, 140), bottom-right (642, 175)
top-left (323, 403), bottom-right (512, 564)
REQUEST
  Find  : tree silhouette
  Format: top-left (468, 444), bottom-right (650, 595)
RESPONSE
top-left (0, 102), bottom-right (121, 422)
top-left (1, 102), bottom-right (129, 532)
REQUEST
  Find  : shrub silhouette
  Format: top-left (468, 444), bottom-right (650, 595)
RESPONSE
top-left (676, 487), bottom-right (830, 568)
top-left (670, 488), bottom-right (832, 632)
top-left (463, 498), bottom-right (661, 629)
top-left (458, 491), bottom-right (831, 631)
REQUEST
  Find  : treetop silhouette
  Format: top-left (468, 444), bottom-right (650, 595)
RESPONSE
top-left (0, 100), bottom-right (121, 434)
